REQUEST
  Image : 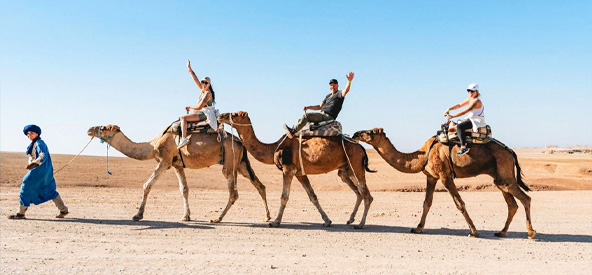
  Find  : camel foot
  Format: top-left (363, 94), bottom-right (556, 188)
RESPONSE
top-left (268, 221), bottom-right (281, 228)
top-left (353, 224), bottom-right (365, 230)
top-left (468, 231), bottom-right (480, 238)
top-left (528, 230), bottom-right (537, 239)
top-left (210, 218), bottom-right (222, 223)
top-left (132, 215), bottom-right (143, 221)
top-left (494, 231), bottom-right (507, 237)
top-left (346, 218), bottom-right (355, 225)
top-left (410, 228), bottom-right (423, 234)
top-left (323, 220), bottom-right (332, 227)
top-left (182, 216), bottom-right (191, 222)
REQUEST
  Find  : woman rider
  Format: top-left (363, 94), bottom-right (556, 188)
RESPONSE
top-left (444, 83), bottom-right (485, 156)
top-left (177, 59), bottom-right (218, 149)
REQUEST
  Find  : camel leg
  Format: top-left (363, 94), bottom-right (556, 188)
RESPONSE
top-left (238, 161), bottom-right (271, 222)
top-left (211, 167), bottom-right (239, 223)
top-left (494, 187), bottom-right (518, 237)
top-left (351, 172), bottom-right (373, 229)
top-left (338, 169), bottom-right (362, 225)
top-left (507, 184), bottom-right (536, 239)
top-left (411, 176), bottom-right (438, 234)
top-left (296, 175), bottom-right (332, 227)
top-left (269, 171), bottom-right (294, 227)
top-left (133, 162), bottom-right (169, 221)
top-left (442, 177), bottom-right (479, 237)
top-left (174, 167), bottom-right (191, 221)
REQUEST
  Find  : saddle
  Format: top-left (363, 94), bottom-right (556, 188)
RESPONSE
top-left (172, 120), bottom-right (218, 134)
top-left (437, 123), bottom-right (492, 144)
top-left (297, 120), bottom-right (343, 137)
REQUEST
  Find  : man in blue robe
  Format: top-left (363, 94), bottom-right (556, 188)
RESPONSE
top-left (8, 125), bottom-right (69, 219)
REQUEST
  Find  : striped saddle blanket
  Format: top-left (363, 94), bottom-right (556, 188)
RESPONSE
top-left (438, 125), bottom-right (492, 144)
top-left (172, 120), bottom-right (218, 134)
top-left (297, 120), bottom-right (342, 137)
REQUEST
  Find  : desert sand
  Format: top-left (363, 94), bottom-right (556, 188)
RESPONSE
top-left (1, 148), bottom-right (591, 274)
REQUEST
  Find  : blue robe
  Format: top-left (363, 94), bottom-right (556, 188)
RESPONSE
top-left (20, 139), bottom-right (59, 207)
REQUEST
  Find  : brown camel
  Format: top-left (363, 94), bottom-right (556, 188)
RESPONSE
top-left (218, 112), bottom-right (375, 229)
top-left (87, 124), bottom-right (271, 223)
top-left (353, 128), bottom-right (536, 239)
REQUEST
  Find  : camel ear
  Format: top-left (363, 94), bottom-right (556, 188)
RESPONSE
top-left (240, 111), bottom-right (248, 117)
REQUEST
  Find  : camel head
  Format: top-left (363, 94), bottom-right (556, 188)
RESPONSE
top-left (87, 124), bottom-right (121, 141)
top-left (218, 111), bottom-right (251, 127)
top-left (352, 128), bottom-right (385, 145)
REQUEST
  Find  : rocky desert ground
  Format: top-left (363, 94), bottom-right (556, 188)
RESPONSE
top-left (1, 147), bottom-right (591, 274)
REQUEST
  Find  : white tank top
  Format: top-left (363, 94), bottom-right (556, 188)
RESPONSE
top-left (465, 97), bottom-right (484, 118)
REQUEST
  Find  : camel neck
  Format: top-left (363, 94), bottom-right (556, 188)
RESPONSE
top-left (232, 122), bottom-right (281, 165)
top-left (375, 136), bottom-right (426, 174)
top-left (107, 132), bottom-right (155, 161)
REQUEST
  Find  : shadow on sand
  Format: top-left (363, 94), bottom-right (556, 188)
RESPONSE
top-left (25, 218), bottom-right (592, 243)
top-left (28, 217), bottom-right (215, 230)
top-left (195, 221), bottom-right (592, 243)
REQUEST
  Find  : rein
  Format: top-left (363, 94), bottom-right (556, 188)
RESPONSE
top-left (53, 137), bottom-right (94, 175)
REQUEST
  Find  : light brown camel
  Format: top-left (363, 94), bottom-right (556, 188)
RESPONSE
top-left (353, 128), bottom-right (536, 239)
top-left (218, 112), bottom-right (375, 229)
top-left (87, 124), bottom-right (271, 223)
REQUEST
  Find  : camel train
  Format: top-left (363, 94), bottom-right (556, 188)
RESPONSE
top-left (87, 76), bottom-right (535, 239)
top-left (87, 113), bottom-right (536, 239)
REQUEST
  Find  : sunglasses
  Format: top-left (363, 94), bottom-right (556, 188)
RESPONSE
top-left (467, 90), bottom-right (476, 93)
top-left (201, 81), bottom-right (209, 85)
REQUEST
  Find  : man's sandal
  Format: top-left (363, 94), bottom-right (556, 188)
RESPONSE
top-left (8, 213), bottom-right (25, 219)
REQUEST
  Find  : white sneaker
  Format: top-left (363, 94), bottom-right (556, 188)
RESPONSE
top-left (177, 138), bottom-right (190, 149)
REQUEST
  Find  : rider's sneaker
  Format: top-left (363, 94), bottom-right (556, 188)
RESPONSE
top-left (177, 138), bottom-right (190, 149)
top-left (283, 124), bottom-right (295, 139)
top-left (457, 147), bottom-right (470, 156)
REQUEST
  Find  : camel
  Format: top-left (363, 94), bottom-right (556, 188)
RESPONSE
top-left (87, 124), bottom-right (271, 223)
top-left (352, 128), bottom-right (536, 239)
top-left (218, 112), bottom-right (375, 229)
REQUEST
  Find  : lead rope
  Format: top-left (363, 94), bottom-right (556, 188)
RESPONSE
top-left (228, 115), bottom-right (255, 190)
top-left (341, 136), bottom-right (361, 185)
top-left (53, 137), bottom-right (94, 175)
top-left (231, 127), bottom-right (237, 190)
top-left (106, 143), bottom-right (113, 176)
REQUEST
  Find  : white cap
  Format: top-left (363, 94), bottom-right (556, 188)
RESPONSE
top-left (467, 83), bottom-right (479, 91)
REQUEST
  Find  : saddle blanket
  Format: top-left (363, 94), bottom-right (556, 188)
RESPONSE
top-left (172, 120), bottom-right (218, 134)
top-left (298, 120), bottom-right (342, 137)
top-left (438, 125), bottom-right (492, 144)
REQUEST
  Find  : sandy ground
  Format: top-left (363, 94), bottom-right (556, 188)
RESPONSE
top-left (1, 148), bottom-right (591, 274)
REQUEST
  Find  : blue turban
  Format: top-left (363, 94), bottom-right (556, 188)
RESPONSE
top-left (23, 124), bottom-right (42, 136)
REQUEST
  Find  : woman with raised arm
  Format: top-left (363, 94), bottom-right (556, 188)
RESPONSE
top-left (178, 59), bottom-right (218, 149)
top-left (444, 83), bottom-right (485, 156)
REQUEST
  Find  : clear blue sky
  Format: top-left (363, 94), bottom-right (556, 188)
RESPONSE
top-left (1, 1), bottom-right (591, 157)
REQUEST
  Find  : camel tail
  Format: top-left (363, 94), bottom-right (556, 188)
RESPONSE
top-left (512, 149), bottom-right (531, 192)
top-left (241, 147), bottom-right (256, 181)
top-left (361, 146), bottom-right (377, 173)
top-left (492, 138), bottom-right (530, 192)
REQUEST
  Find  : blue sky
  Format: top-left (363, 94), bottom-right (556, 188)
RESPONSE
top-left (1, 1), bottom-right (591, 157)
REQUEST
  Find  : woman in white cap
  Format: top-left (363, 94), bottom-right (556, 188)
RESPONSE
top-left (444, 83), bottom-right (485, 156)
top-left (177, 59), bottom-right (218, 149)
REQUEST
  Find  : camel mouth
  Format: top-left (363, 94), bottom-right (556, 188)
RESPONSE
top-left (87, 127), bottom-right (99, 137)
